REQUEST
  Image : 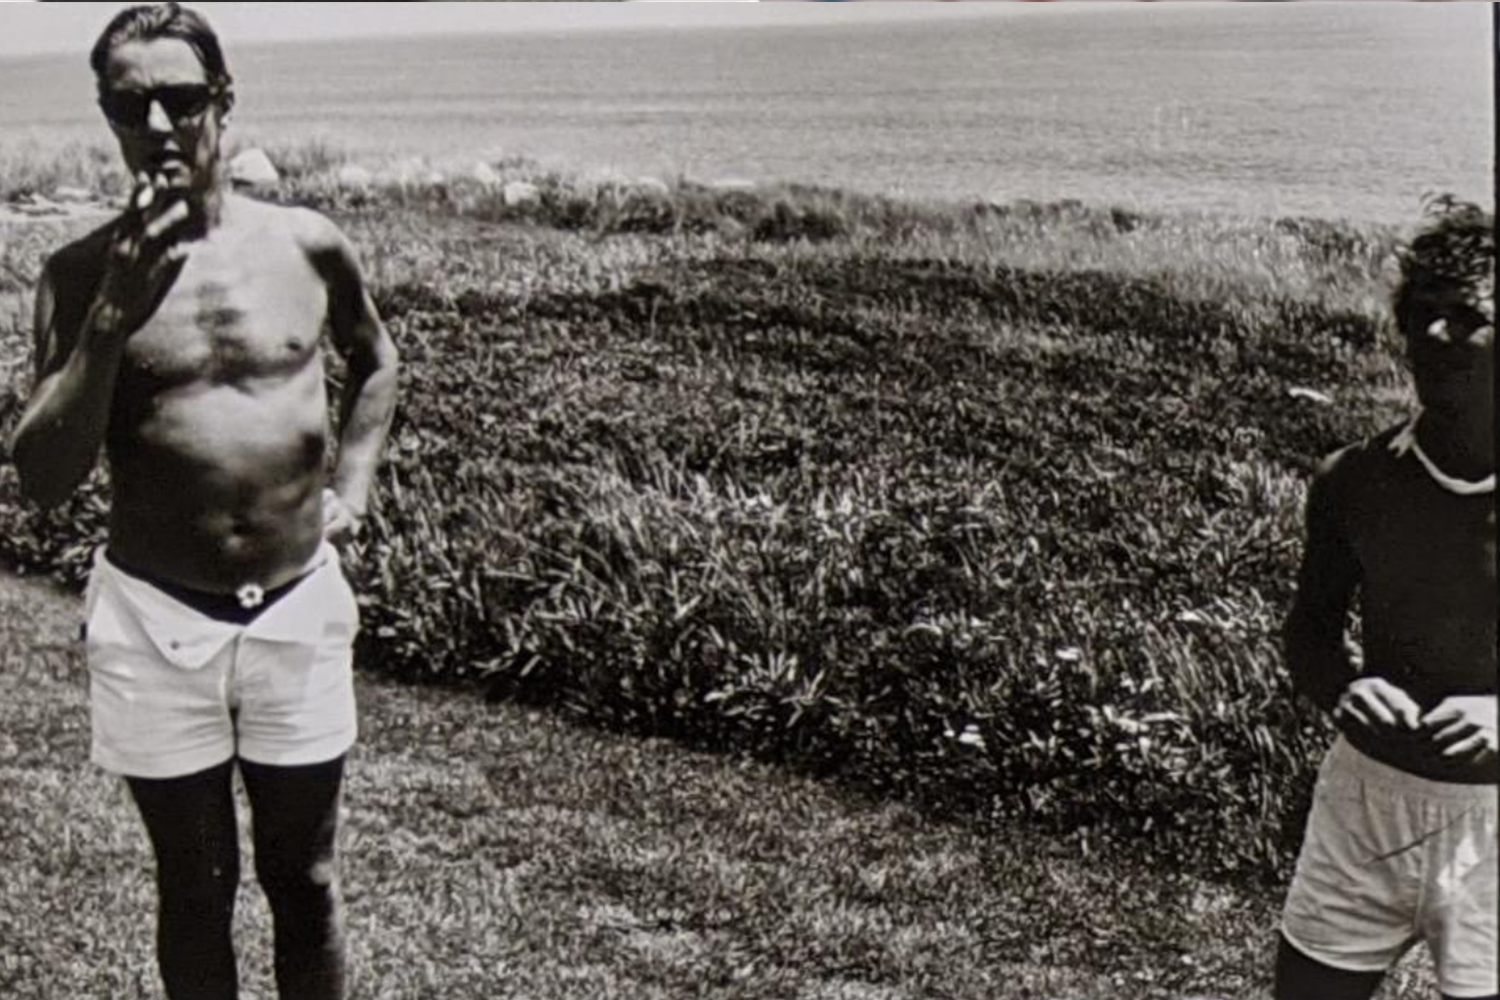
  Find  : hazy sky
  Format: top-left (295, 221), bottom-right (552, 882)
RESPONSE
top-left (0, 1), bottom-right (1077, 59)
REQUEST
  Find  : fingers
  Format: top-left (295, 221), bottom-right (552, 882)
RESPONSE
top-left (322, 492), bottom-right (364, 547)
top-left (126, 170), bottom-right (191, 243)
top-left (143, 199), bottom-right (191, 243)
top-left (1441, 732), bottom-right (1497, 761)
top-left (110, 188), bottom-right (192, 284)
top-left (327, 513), bottom-right (362, 539)
top-left (1378, 680), bottom-right (1422, 727)
top-left (131, 171), bottom-right (179, 214)
top-left (1337, 679), bottom-right (1422, 732)
top-left (1430, 718), bottom-right (1476, 744)
top-left (1351, 687), bottom-right (1398, 728)
top-left (323, 514), bottom-right (362, 556)
top-left (323, 491), bottom-right (344, 529)
top-left (1418, 698), bottom-right (1498, 760)
top-left (1334, 700), bottom-right (1372, 729)
top-left (1421, 703), bottom-right (1462, 728)
top-left (1339, 688), bottom-right (1497, 763)
top-left (132, 171), bottom-right (155, 213)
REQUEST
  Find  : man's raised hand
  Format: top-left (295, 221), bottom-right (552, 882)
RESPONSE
top-left (94, 172), bottom-right (194, 337)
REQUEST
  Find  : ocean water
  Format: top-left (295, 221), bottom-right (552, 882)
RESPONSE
top-left (0, 4), bottom-right (1491, 223)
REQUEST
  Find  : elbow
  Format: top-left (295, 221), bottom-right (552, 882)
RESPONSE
top-left (13, 471), bottom-right (69, 512)
top-left (1281, 609), bottom-right (1344, 714)
top-left (373, 340), bottom-right (401, 407)
top-left (349, 332), bottom-right (401, 392)
top-left (9, 434), bottom-right (74, 511)
top-left (13, 467), bottom-right (71, 512)
top-left (379, 336), bottom-right (401, 383)
top-left (381, 348), bottom-right (401, 396)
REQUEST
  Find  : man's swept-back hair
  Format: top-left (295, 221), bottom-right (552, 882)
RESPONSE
top-left (90, 2), bottom-right (234, 106)
top-left (1393, 194), bottom-right (1494, 334)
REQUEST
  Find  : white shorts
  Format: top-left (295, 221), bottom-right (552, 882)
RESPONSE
top-left (1282, 737), bottom-right (1498, 999)
top-left (83, 545), bottom-right (359, 779)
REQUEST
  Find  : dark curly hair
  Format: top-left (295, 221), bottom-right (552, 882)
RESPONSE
top-left (90, 3), bottom-right (235, 114)
top-left (1392, 194), bottom-right (1494, 336)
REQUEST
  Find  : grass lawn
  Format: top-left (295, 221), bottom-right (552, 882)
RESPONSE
top-left (0, 570), bottom-right (1437, 1000)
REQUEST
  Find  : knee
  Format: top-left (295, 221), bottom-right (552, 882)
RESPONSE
top-left (256, 851), bottom-right (344, 956)
top-left (159, 853), bottom-right (241, 918)
top-left (256, 850), bottom-right (340, 908)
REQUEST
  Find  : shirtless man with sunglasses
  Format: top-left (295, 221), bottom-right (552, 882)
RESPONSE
top-left (10, 5), bottom-right (399, 999)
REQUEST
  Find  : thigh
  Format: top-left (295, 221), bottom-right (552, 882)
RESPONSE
top-left (240, 756), bottom-right (346, 872)
top-left (126, 760), bottom-right (240, 878)
top-left (1275, 934), bottom-right (1384, 1000)
top-left (1426, 796), bottom-right (1499, 1000)
top-left (236, 565), bottom-right (359, 769)
top-left (1281, 750), bottom-right (1421, 976)
top-left (86, 571), bottom-right (236, 779)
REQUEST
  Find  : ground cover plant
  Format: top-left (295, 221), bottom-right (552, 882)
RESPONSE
top-left (0, 144), bottom-right (1419, 885)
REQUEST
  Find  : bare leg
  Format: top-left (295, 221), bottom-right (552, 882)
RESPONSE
top-left (126, 760), bottom-right (241, 1000)
top-left (1274, 934), bottom-right (1384, 1000)
top-left (240, 755), bottom-right (347, 1000)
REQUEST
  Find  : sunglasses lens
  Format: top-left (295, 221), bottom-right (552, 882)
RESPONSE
top-left (101, 86), bottom-right (213, 128)
top-left (101, 91), bottom-right (150, 128)
top-left (160, 86), bottom-right (212, 120)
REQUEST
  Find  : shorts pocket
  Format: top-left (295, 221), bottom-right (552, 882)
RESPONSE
top-left (250, 563), bottom-right (359, 705)
top-left (259, 627), bottom-right (355, 707)
top-left (258, 641), bottom-right (322, 705)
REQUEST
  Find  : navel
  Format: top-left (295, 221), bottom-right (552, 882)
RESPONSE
top-left (220, 523), bottom-right (253, 561)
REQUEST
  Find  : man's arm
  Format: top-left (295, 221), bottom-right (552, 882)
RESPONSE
top-left (305, 213), bottom-right (399, 543)
top-left (9, 184), bottom-right (192, 508)
top-left (1283, 457), bottom-right (1363, 714)
top-left (1283, 453), bottom-right (1420, 732)
top-left (9, 258), bottom-right (126, 508)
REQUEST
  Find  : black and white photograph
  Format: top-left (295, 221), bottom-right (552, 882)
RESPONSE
top-left (0, 2), bottom-right (1493, 998)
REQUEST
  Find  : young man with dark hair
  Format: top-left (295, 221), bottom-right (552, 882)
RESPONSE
top-left (1276, 198), bottom-right (1496, 1000)
top-left (9, 5), bottom-right (399, 998)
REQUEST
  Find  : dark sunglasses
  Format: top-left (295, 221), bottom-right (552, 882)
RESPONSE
top-left (99, 85), bottom-right (219, 130)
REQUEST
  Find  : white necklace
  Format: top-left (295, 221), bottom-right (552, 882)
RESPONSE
top-left (1388, 416), bottom-right (1496, 496)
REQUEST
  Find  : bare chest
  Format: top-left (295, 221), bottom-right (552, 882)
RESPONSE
top-left (122, 241), bottom-right (328, 387)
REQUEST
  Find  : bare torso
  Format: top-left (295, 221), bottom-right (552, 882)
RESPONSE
top-left (60, 195), bottom-right (335, 592)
